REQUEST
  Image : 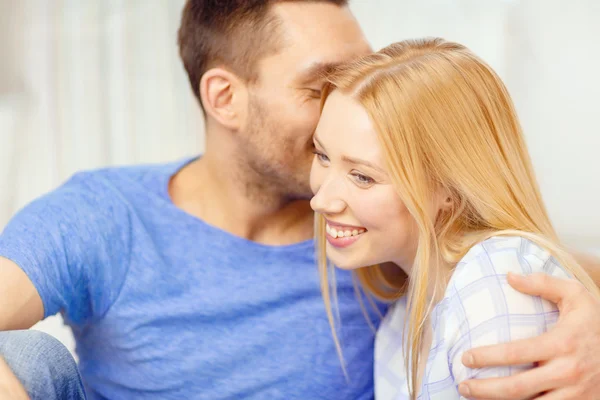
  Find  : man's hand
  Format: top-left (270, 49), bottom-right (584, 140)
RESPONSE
top-left (0, 356), bottom-right (29, 400)
top-left (458, 273), bottom-right (600, 399)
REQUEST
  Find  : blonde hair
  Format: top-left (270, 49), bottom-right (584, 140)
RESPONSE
top-left (316, 38), bottom-right (600, 398)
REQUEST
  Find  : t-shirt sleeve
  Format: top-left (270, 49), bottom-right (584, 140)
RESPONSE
top-left (442, 238), bottom-right (571, 383)
top-left (0, 172), bottom-right (132, 327)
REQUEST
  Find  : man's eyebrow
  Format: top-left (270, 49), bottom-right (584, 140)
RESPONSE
top-left (313, 135), bottom-right (325, 149)
top-left (298, 61), bottom-right (340, 84)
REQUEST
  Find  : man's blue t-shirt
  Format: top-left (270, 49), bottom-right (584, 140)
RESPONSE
top-left (0, 159), bottom-right (384, 399)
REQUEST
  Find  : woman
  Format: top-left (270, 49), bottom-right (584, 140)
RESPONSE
top-left (309, 38), bottom-right (600, 399)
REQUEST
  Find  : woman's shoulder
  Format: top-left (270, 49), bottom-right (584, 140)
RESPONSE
top-left (448, 235), bottom-right (571, 294)
top-left (431, 235), bottom-right (572, 364)
top-left (428, 236), bottom-right (571, 392)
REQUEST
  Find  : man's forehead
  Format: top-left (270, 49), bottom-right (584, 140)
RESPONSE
top-left (272, 2), bottom-right (370, 54)
top-left (256, 2), bottom-right (371, 82)
top-left (296, 61), bottom-right (341, 84)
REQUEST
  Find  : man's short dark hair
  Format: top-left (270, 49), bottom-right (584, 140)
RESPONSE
top-left (177, 0), bottom-right (349, 110)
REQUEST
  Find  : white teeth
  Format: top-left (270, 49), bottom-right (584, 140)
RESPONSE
top-left (325, 224), bottom-right (366, 238)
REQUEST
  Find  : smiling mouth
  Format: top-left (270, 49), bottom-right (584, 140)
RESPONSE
top-left (324, 223), bottom-right (367, 249)
top-left (325, 223), bottom-right (366, 238)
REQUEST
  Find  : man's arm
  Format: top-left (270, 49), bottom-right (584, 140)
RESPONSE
top-left (0, 256), bottom-right (43, 331)
top-left (459, 273), bottom-right (600, 399)
top-left (0, 172), bottom-right (131, 330)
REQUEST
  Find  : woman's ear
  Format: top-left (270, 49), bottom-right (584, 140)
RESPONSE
top-left (443, 195), bottom-right (453, 209)
top-left (199, 67), bottom-right (247, 131)
top-left (437, 187), bottom-right (454, 212)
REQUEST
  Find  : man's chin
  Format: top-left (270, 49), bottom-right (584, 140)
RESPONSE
top-left (281, 172), bottom-right (313, 200)
top-left (286, 186), bottom-right (314, 201)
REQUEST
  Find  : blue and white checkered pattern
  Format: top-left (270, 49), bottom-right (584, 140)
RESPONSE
top-left (375, 236), bottom-right (571, 399)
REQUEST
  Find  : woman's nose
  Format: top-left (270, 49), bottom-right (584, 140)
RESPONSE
top-left (310, 179), bottom-right (346, 215)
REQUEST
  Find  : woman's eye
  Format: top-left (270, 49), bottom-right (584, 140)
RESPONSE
top-left (352, 173), bottom-right (375, 187)
top-left (312, 150), bottom-right (330, 164)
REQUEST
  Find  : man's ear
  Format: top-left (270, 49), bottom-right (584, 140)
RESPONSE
top-left (199, 67), bottom-right (247, 131)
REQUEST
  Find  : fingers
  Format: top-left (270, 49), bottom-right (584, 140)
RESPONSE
top-left (459, 362), bottom-right (568, 400)
top-left (507, 272), bottom-right (584, 306)
top-left (462, 333), bottom-right (556, 368)
top-left (535, 387), bottom-right (585, 400)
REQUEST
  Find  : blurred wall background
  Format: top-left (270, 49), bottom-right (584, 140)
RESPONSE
top-left (1, 0), bottom-right (598, 353)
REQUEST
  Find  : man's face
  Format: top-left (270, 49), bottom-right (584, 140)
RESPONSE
top-left (239, 2), bottom-right (371, 199)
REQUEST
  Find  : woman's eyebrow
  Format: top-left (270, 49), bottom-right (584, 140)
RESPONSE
top-left (314, 135), bottom-right (386, 174)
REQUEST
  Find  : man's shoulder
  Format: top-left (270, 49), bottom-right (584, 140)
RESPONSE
top-left (58, 158), bottom-right (192, 202)
top-left (76, 158), bottom-right (189, 190)
top-left (7, 158), bottom-right (193, 230)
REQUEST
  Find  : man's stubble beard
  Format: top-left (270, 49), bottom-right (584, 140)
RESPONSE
top-left (240, 98), bottom-right (314, 203)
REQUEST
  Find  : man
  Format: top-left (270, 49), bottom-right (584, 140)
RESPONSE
top-left (0, 1), bottom-right (599, 399)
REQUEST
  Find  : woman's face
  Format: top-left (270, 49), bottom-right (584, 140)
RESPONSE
top-left (310, 90), bottom-right (422, 271)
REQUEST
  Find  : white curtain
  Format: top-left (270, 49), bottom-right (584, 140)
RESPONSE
top-left (0, 0), bottom-right (204, 228)
top-left (1, 0), bottom-right (599, 350)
